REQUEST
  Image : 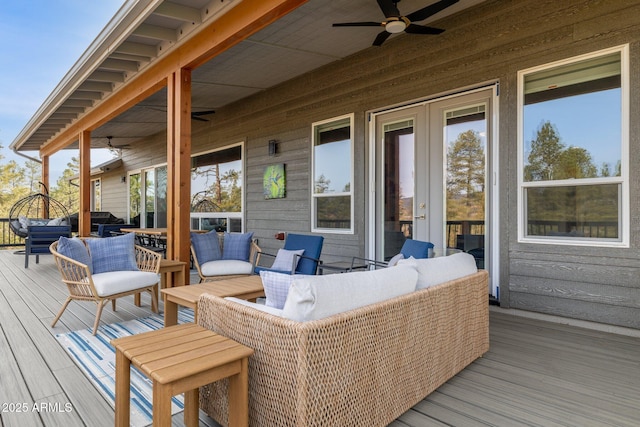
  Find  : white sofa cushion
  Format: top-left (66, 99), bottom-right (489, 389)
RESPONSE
top-left (201, 259), bottom-right (254, 276)
top-left (397, 252), bottom-right (477, 289)
top-left (92, 271), bottom-right (159, 297)
top-left (225, 297), bottom-right (284, 317)
top-left (282, 265), bottom-right (418, 322)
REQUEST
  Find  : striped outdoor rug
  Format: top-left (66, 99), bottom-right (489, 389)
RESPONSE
top-left (55, 310), bottom-right (195, 427)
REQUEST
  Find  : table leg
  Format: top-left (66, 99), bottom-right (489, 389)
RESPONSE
top-left (228, 357), bottom-right (250, 427)
top-left (183, 388), bottom-right (199, 427)
top-left (152, 381), bottom-right (172, 427)
top-left (174, 268), bottom-right (185, 287)
top-left (163, 294), bottom-right (178, 327)
top-left (114, 349), bottom-right (131, 427)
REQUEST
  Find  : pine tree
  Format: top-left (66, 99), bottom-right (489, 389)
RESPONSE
top-left (447, 129), bottom-right (485, 221)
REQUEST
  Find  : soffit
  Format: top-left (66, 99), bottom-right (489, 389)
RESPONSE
top-left (12, 0), bottom-right (485, 152)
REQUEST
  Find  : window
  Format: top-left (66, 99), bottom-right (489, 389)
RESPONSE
top-left (312, 114), bottom-right (354, 233)
top-left (91, 179), bottom-right (101, 211)
top-left (518, 46), bottom-right (628, 245)
top-left (128, 145), bottom-right (243, 231)
top-left (191, 144), bottom-right (244, 232)
top-left (128, 166), bottom-right (167, 227)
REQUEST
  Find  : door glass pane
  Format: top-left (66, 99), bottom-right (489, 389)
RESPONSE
top-left (129, 173), bottom-right (141, 225)
top-left (445, 105), bottom-right (486, 268)
top-left (383, 120), bottom-right (414, 259)
top-left (145, 170), bottom-right (155, 227)
top-left (156, 166), bottom-right (167, 228)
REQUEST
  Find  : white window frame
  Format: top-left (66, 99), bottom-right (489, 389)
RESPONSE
top-left (91, 178), bottom-right (101, 211)
top-left (311, 113), bottom-right (355, 234)
top-left (190, 142), bottom-right (245, 232)
top-left (127, 163), bottom-right (167, 228)
top-left (517, 45), bottom-right (629, 247)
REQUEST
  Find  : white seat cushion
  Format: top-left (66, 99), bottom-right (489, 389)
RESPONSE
top-left (92, 271), bottom-right (159, 297)
top-left (201, 259), bottom-right (253, 276)
top-left (282, 265), bottom-right (418, 322)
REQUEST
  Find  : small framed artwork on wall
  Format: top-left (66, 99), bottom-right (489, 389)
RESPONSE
top-left (263, 163), bottom-right (286, 199)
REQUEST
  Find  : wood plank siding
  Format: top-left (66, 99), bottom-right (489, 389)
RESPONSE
top-left (1, 250), bottom-right (640, 426)
top-left (94, 0), bottom-right (640, 328)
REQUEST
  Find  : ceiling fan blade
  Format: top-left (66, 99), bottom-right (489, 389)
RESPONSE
top-left (373, 30), bottom-right (392, 46)
top-left (406, 0), bottom-right (459, 23)
top-left (333, 22), bottom-right (384, 27)
top-left (192, 109), bottom-right (216, 116)
top-left (405, 24), bottom-right (445, 35)
top-left (376, 0), bottom-right (401, 18)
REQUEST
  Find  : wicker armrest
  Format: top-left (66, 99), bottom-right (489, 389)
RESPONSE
top-left (134, 244), bottom-right (162, 273)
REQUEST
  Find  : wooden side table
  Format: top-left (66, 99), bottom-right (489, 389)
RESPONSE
top-left (112, 323), bottom-right (253, 427)
top-left (161, 275), bottom-right (264, 326)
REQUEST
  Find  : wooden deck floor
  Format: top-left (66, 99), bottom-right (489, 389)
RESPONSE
top-left (1, 249), bottom-right (639, 427)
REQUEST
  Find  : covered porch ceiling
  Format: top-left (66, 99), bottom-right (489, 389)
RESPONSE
top-left (11, 0), bottom-right (484, 153)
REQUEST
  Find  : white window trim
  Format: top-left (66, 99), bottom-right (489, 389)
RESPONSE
top-left (191, 141), bottom-right (245, 232)
top-left (311, 113), bottom-right (355, 234)
top-left (517, 45), bottom-right (629, 247)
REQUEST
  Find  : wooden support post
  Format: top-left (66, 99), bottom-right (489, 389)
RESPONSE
top-left (79, 130), bottom-right (92, 237)
top-left (166, 69), bottom-right (192, 267)
top-left (41, 155), bottom-right (50, 217)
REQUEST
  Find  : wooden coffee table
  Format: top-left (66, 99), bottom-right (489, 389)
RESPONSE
top-left (161, 275), bottom-right (264, 326)
top-left (112, 323), bottom-right (253, 427)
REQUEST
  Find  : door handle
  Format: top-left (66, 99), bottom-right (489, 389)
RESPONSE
top-left (414, 215), bottom-right (425, 220)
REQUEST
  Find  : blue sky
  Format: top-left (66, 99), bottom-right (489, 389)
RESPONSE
top-left (0, 0), bottom-right (125, 183)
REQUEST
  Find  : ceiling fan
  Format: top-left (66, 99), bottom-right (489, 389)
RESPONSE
top-left (105, 136), bottom-right (130, 150)
top-left (333, 0), bottom-right (459, 46)
top-left (191, 110), bottom-right (215, 122)
top-left (140, 104), bottom-right (215, 122)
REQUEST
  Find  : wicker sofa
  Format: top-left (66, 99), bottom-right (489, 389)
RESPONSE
top-left (197, 256), bottom-right (489, 427)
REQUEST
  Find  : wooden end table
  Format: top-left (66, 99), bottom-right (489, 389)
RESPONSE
top-left (112, 323), bottom-right (253, 427)
top-left (161, 275), bottom-right (264, 326)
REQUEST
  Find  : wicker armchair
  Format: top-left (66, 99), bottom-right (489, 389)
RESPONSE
top-left (191, 236), bottom-right (261, 283)
top-left (50, 238), bottom-right (162, 334)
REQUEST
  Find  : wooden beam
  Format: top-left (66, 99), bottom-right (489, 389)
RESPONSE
top-left (166, 69), bottom-right (192, 268)
top-left (79, 131), bottom-right (91, 237)
top-left (39, 0), bottom-right (308, 157)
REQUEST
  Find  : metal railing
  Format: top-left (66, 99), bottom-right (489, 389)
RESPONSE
top-left (0, 218), bottom-right (25, 248)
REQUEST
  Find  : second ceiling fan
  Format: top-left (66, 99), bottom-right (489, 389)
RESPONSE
top-left (333, 0), bottom-right (459, 46)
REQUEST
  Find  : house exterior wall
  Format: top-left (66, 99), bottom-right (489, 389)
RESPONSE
top-left (109, 0), bottom-right (640, 328)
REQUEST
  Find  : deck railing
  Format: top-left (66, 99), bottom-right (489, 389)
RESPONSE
top-left (0, 218), bottom-right (25, 248)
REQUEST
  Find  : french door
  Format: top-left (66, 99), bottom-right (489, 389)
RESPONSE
top-left (372, 88), bottom-right (494, 277)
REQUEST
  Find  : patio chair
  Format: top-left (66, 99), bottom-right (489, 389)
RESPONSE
top-left (350, 238), bottom-right (434, 271)
top-left (191, 231), bottom-right (261, 282)
top-left (50, 234), bottom-right (161, 335)
top-left (254, 233), bottom-right (324, 275)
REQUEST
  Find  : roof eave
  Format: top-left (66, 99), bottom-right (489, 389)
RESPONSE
top-left (9, 0), bottom-right (162, 153)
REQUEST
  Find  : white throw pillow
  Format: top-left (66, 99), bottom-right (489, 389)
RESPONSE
top-left (282, 265), bottom-right (418, 322)
top-left (387, 253), bottom-right (404, 267)
top-left (396, 252), bottom-right (477, 289)
top-left (271, 248), bottom-right (305, 272)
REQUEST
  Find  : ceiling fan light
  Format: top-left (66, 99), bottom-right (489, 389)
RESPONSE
top-left (385, 20), bottom-right (406, 33)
